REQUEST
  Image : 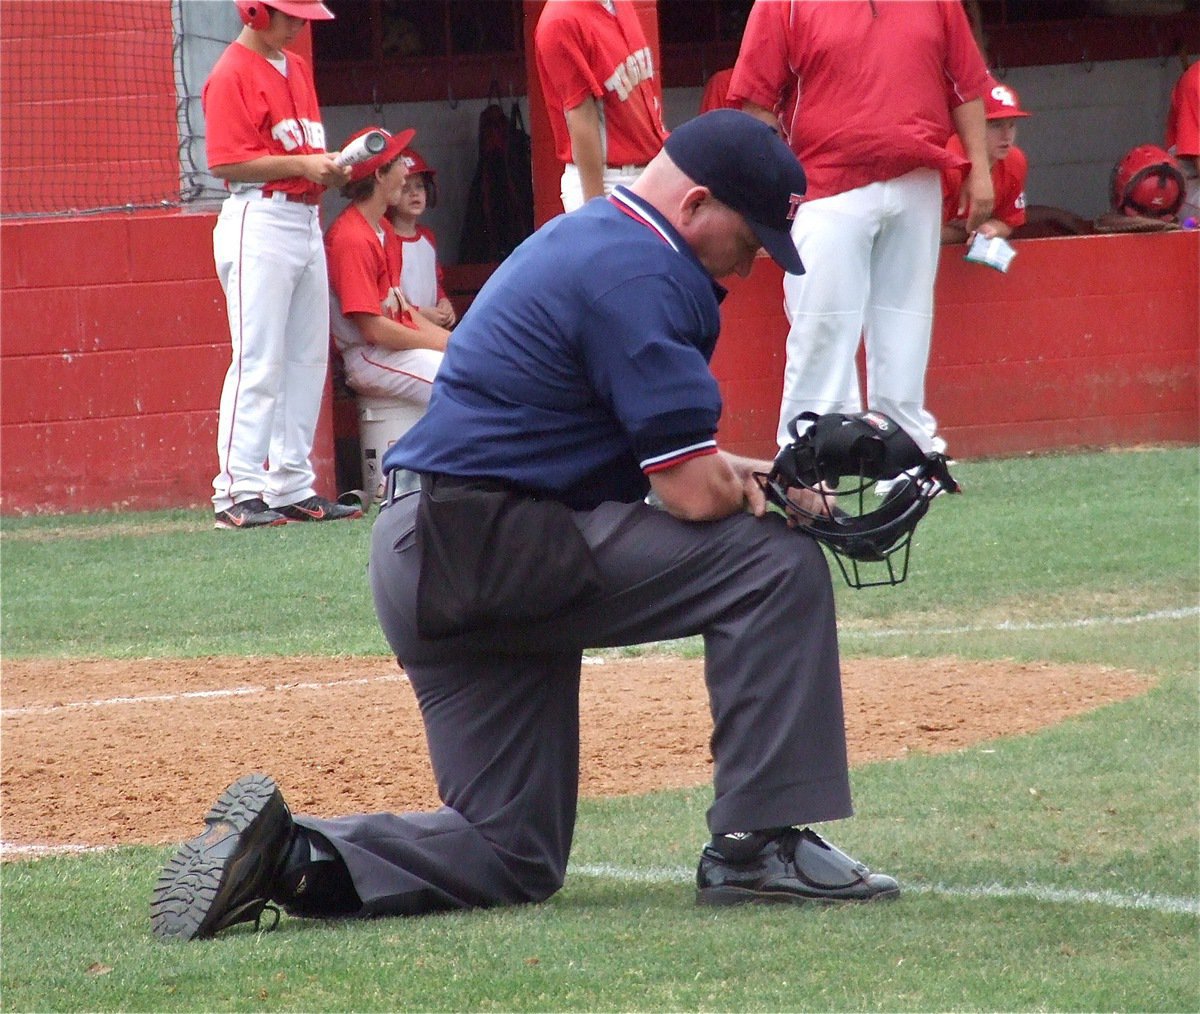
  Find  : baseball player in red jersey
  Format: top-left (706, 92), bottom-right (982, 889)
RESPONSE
top-left (204, 0), bottom-right (361, 529)
top-left (1166, 61), bottom-right (1199, 222)
top-left (729, 0), bottom-right (992, 463)
top-left (941, 77), bottom-right (1031, 244)
top-left (534, 0), bottom-right (669, 212)
top-left (326, 129), bottom-right (450, 406)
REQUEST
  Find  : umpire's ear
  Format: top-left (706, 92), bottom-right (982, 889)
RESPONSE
top-left (678, 186), bottom-right (712, 225)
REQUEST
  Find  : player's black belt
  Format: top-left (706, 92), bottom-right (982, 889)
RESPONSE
top-left (380, 469), bottom-right (424, 510)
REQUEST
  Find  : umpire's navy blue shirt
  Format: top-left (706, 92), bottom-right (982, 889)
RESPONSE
top-left (383, 187), bottom-right (725, 510)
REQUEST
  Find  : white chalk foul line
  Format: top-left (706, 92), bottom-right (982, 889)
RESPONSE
top-left (571, 863), bottom-right (1199, 916)
top-left (842, 605), bottom-right (1199, 640)
top-left (1, 673), bottom-right (409, 718)
top-left (1, 842), bottom-right (112, 858)
top-left (2, 847), bottom-right (1191, 916)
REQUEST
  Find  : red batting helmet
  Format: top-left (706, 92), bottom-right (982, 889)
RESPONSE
top-left (1111, 145), bottom-right (1186, 219)
top-left (236, 0), bottom-right (334, 31)
top-left (400, 148), bottom-right (438, 208)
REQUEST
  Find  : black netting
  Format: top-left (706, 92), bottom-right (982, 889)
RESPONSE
top-left (1, 0), bottom-right (230, 219)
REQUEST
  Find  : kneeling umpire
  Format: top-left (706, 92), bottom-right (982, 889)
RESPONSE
top-left (152, 110), bottom-right (897, 941)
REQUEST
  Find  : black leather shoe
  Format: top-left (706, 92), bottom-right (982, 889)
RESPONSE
top-left (696, 826), bottom-right (900, 906)
top-left (150, 773), bottom-right (294, 940)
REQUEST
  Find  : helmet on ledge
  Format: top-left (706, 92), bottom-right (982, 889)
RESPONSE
top-left (1111, 145), bottom-right (1185, 220)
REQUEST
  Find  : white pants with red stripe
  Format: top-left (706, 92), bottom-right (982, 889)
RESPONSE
top-left (211, 194), bottom-right (330, 512)
top-left (777, 168), bottom-right (945, 454)
top-left (341, 345), bottom-right (443, 404)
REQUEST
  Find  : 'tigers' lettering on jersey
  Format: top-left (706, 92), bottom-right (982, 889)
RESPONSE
top-left (270, 117), bottom-right (327, 151)
top-left (604, 46), bottom-right (653, 101)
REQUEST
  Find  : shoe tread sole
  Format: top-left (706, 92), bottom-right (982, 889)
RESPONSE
top-left (150, 774), bottom-right (289, 940)
top-left (279, 508), bottom-right (362, 523)
top-left (697, 883), bottom-right (900, 906)
top-left (213, 513), bottom-right (287, 530)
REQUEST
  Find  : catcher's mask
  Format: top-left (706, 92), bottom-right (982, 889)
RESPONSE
top-left (757, 412), bottom-right (961, 589)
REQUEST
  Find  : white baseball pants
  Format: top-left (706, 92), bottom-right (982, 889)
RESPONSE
top-left (341, 346), bottom-right (442, 405)
top-left (211, 194), bottom-right (331, 511)
top-left (559, 163), bottom-right (645, 213)
top-left (778, 168), bottom-right (945, 453)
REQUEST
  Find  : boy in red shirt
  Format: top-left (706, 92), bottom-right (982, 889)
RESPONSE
top-left (534, 0), bottom-right (668, 212)
top-left (942, 77), bottom-right (1032, 244)
top-left (386, 149), bottom-right (457, 330)
top-left (729, 0), bottom-right (992, 463)
top-left (325, 129), bottom-right (450, 407)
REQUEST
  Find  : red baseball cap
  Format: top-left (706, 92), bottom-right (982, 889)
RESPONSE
top-left (343, 126), bottom-right (416, 183)
top-left (263, 0), bottom-right (334, 19)
top-left (238, 0), bottom-right (334, 22)
top-left (983, 78), bottom-right (1031, 120)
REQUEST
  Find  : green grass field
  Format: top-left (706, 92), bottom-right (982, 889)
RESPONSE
top-left (2, 447), bottom-right (1198, 1012)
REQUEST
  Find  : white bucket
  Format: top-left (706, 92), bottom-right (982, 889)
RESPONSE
top-left (357, 395), bottom-right (425, 502)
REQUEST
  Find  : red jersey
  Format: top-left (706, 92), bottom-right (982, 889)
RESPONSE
top-left (728, 0), bottom-right (989, 200)
top-left (699, 68), bottom-right (737, 114)
top-left (202, 42), bottom-right (327, 201)
top-left (1166, 62), bottom-right (1199, 159)
top-left (534, 0), bottom-right (668, 167)
top-left (942, 137), bottom-right (1028, 228)
top-left (326, 206), bottom-right (406, 351)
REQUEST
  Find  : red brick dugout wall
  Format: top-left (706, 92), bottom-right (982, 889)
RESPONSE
top-left (3, 222), bottom-right (1194, 515)
top-left (713, 230), bottom-right (1198, 461)
top-left (0, 209), bottom-right (338, 513)
top-left (1, 1), bottom-right (1195, 514)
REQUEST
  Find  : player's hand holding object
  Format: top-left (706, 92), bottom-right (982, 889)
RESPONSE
top-left (332, 129), bottom-right (387, 168)
top-left (297, 153), bottom-right (350, 187)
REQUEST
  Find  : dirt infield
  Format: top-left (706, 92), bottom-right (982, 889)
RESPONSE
top-left (1, 654), bottom-right (1151, 853)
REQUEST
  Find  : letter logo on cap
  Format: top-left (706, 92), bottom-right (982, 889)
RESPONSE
top-left (787, 193), bottom-right (804, 221)
top-left (991, 85), bottom-right (1018, 109)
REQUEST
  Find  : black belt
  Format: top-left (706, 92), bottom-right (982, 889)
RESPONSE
top-left (381, 469), bottom-right (403, 509)
top-left (381, 469), bottom-right (424, 509)
top-left (382, 471), bottom-right (527, 509)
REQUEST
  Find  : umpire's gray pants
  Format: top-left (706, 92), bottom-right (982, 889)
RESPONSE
top-left (296, 492), bottom-right (851, 917)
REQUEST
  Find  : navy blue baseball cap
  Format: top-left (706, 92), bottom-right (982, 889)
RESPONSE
top-left (664, 109), bottom-right (807, 275)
